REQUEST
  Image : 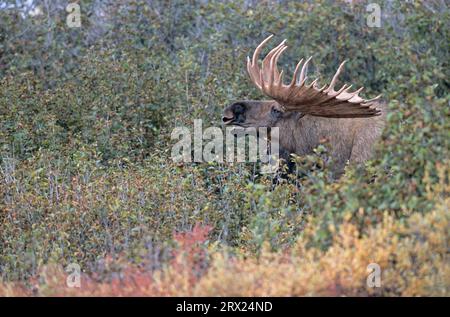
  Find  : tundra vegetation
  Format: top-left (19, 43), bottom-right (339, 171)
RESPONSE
top-left (0, 0), bottom-right (449, 296)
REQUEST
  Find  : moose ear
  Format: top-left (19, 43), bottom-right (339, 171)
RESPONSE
top-left (270, 104), bottom-right (283, 118)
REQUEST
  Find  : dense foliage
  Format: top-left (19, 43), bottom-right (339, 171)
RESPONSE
top-left (0, 0), bottom-right (448, 295)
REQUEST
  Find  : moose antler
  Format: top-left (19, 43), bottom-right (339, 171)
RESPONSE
top-left (247, 35), bottom-right (382, 118)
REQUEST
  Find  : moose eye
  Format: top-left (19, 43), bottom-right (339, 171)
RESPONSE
top-left (271, 107), bottom-right (282, 116)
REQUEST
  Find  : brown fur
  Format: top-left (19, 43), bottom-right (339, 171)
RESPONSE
top-left (223, 100), bottom-right (386, 176)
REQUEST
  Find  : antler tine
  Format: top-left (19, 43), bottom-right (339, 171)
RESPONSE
top-left (247, 35), bottom-right (277, 89)
top-left (342, 85), bottom-right (353, 94)
top-left (307, 78), bottom-right (319, 88)
top-left (317, 83), bottom-right (328, 91)
top-left (258, 41), bottom-right (285, 94)
top-left (334, 84), bottom-right (348, 96)
top-left (290, 58), bottom-right (304, 87)
top-left (352, 86), bottom-right (364, 95)
top-left (326, 60), bottom-right (347, 93)
top-left (270, 45), bottom-right (288, 85)
top-left (262, 40), bottom-right (286, 85)
top-left (299, 56), bottom-right (312, 86)
top-left (252, 35), bottom-right (273, 66)
top-left (277, 70), bottom-right (284, 86)
top-left (264, 41), bottom-right (286, 67)
top-left (246, 56), bottom-right (259, 88)
top-left (348, 86), bottom-right (364, 102)
top-left (337, 85), bottom-right (361, 101)
top-left (363, 94), bottom-right (382, 103)
top-left (247, 35), bottom-right (274, 88)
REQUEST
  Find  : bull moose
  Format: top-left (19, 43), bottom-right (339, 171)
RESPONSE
top-left (222, 35), bottom-right (386, 177)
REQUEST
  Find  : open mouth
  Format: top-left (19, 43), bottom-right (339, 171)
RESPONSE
top-left (222, 116), bottom-right (235, 125)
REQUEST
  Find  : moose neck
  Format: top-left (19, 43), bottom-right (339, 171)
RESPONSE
top-left (276, 113), bottom-right (324, 157)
